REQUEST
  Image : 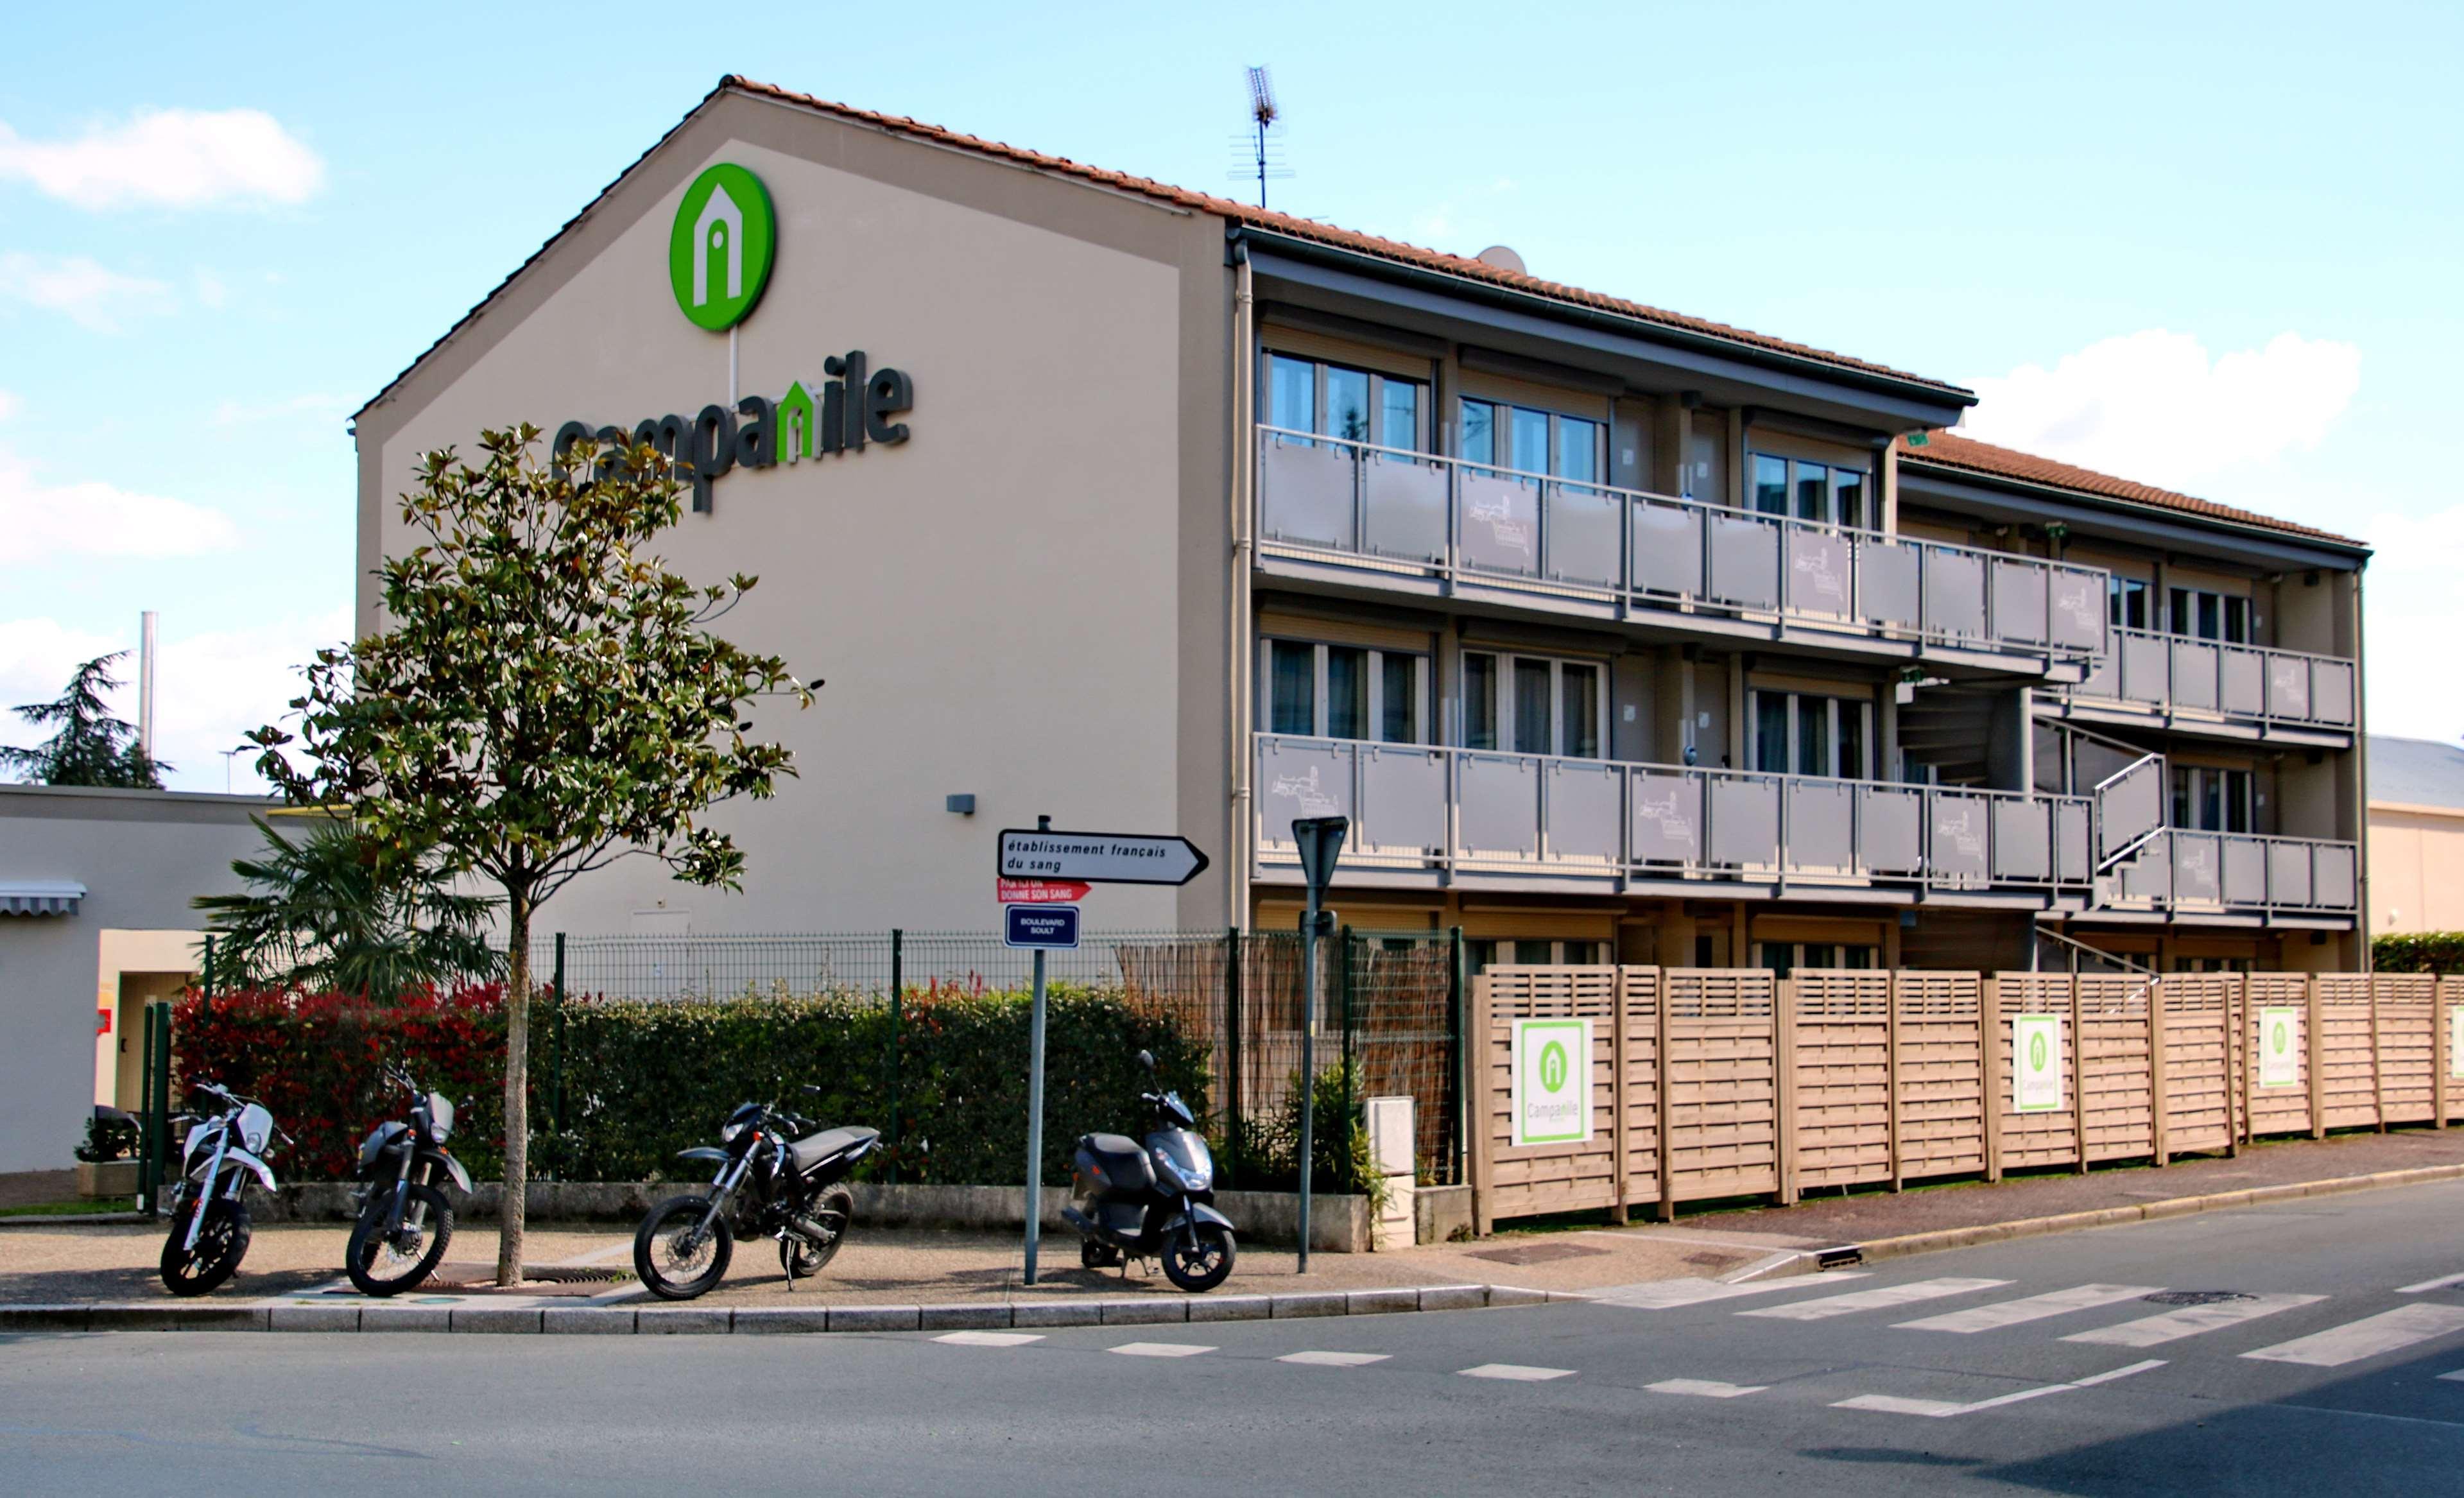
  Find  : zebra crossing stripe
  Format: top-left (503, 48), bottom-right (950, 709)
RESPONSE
top-left (933, 1330), bottom-right (1044, 1347)
top-left (1592, 1272), bottom-right (1871, 1309)
top-left (1896, 1283), bottom-right (2161, 1334)
top-left (1279, 1350), bottom-right (1390, 1366)
top-left (1739, 1277), bottom-right (2012, 1322)
top-left (2243, 1305), bottom-right (2464, 1368)
top-left (1647, 1379), bottom-right (1765, 1399)
top-left (1459, 1363), bottom-right (1574, 1381)
top-left (2398, 1272), bottom-right (2464, 1294)
top-left (2062, 1293), bottom-right (2325, 1348)
top-left (1108, 1342), bottom-right (1215, 1358)
top-left (1835, 1359), bottom-right (2166, 1418)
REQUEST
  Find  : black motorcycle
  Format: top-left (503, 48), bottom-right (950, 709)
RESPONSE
top-left (632, 1091), bottom-right (879, 1300)
top-left (345, 1067), bottom-right (474, 1297)
top-left (159, 1081), bottom-right (286, 1296)
top-left (1063, 1050), bottom-right (1237, 1293)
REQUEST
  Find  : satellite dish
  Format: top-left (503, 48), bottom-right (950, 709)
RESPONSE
top-left (1475, 245), bottom-right (1527, 276)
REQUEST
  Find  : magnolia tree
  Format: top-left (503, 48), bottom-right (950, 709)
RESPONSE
top-left (251, 426), bottom-right (812, 1285)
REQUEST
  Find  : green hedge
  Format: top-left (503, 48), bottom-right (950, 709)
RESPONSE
top-left (2374, 933), bottom-right (2464, 975)
top-left (535, 986), bottom-right (1205, 1185)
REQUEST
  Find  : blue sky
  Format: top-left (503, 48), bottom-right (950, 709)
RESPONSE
top-left (2, 1), bottom-right (2456, 790)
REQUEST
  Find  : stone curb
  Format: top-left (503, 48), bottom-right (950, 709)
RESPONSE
top-left (0, 1282), bottom-right (1557, 1337)
top-left (1839, 1162), bottom-right (2464, 1267)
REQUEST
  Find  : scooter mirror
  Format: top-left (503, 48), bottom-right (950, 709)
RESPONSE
top-left (1137, 1049), bottom-right (1155, 1072)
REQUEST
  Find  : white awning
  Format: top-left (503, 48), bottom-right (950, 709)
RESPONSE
top-left (0, 881), bottom-right (85, 917)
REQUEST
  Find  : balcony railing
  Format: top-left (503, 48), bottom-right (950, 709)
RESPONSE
top-left (1252, 733), bottom-right (2092, 897)
top-left (2101, 829), bottom-right (2360, 915)
top-left (1255, 427), bottom-right (2111, 671)
top-left (2060, 624), bottom-right (2356, 733)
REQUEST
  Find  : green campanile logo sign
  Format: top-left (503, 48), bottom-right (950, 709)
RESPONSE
top-left (669, 163), bottom-right (775, 331)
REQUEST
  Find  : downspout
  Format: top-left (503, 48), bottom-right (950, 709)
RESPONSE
top-left (1228, 239), bottom-right (1256, 930)
top-left (2352, 562), bottom-right (2370, 972)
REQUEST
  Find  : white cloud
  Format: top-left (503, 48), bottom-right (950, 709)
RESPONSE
top-left (1962, 329), bottom-right (2361, 492)
top-left (0, 252), bottom-right (176, 332)
top-left (0, 440), bottom-right (241, 563)
top-left (0, 108), bottom-right (324, 210)
top-left (0, 610), bottom-right (348, 794)
top-left (209, 393), bottom-right (351, 426)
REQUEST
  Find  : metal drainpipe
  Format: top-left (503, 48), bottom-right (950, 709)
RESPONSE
top-left (2351, 564), bottom-right (2370, 971)
top-left (1228, 238), bottom-right (1255, 931)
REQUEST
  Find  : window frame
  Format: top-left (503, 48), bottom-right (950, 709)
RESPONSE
top-left (1746, 688), bottom-right (1875, 779)
top-left (1259, 637), bottom-right (1431, 745)
top-left (1263, 351), bottom-right (1429, 453)
top-left (1457, 396), bottom-right (1604, 485)
top-left (1747, 449), bottom-right (1868, 529)
top-left (1456, 647), bottom-right (1612, 760)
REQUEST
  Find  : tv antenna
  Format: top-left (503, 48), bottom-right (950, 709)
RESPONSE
top-left (1232, 65), bottom-right (1292, 209)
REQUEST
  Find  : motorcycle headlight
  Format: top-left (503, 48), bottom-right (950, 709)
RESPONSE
top-left (428, 1092), bottom-right (454, 1142)
top-left (721, 1120), bottom-right (747, 1144)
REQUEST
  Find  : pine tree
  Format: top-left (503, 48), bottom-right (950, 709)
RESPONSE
top-left (1, 653), bottom-right (168, 788)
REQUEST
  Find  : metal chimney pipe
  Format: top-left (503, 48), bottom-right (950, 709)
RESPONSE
top-left (138, 610), bottom-right (157, 761)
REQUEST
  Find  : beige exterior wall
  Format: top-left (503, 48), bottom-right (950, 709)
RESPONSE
top-left (354, 94), bottom-right (1234, 935)
top-left (2369, 802), bottom-right (2464, 935)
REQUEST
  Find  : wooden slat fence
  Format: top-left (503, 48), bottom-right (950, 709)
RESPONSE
top-left (1470, 967), bottom-right (2464, 1229)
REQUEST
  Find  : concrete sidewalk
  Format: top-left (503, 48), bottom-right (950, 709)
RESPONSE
top-left (8, 1128), bottom-right (2460, 1314)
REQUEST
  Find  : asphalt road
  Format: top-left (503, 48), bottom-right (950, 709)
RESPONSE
top-left (8, 1179), bottom-right (2464, 1496)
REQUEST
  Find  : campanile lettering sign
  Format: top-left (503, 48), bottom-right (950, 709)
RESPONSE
top-left (549, 161), bottom-right (915, 513)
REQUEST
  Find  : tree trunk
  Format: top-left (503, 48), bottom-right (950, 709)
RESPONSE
top-left (497, 891), bottom-right (531, 1287)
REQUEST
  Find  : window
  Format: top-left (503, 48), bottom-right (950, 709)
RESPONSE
top-left (1262, 639), bottom-right (1428, 744)
top-left (1468, 938), bottom-right (1606, 974)
top-left (1264, 353), bottom-right (1427, 451)
top-left (1459, 398), bottom-right (1601, 484)
top-left (2169, 766), bottom-right (2254, 833)
top-left (1753, 942), bottom-right (1877, 979)
top-left (1460, 650), bottom-right (1608, 759)
top-left (1748, 690), bottom-right (1874, 778)
top-left (1463, 652), bottom-right (1497, 750)
top-left (2167, 585), bottom-right (2252, 644)
top-left (2109, 576), bottom-right (2150, 631)
top-left (1748, 451), bottom-right (1867, 528)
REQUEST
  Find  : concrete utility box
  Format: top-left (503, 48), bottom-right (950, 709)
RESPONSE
top-left (1363, 1096), bottom-right (1415, 1252)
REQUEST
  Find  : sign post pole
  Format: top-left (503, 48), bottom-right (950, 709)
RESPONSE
top-left (1290, 817), bottom-right (1348, 1275)
top-left (1023, 814), bottom-right (1051, 1286)
top-left (994, 820), bottom-right (1210, 1286)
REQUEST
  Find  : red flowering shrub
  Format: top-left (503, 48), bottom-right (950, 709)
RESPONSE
top-left (173, 984), bottom-right (511, 1180)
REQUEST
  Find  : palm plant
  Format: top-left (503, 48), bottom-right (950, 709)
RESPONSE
top-left (193, 818), bottom-right (500, 1001)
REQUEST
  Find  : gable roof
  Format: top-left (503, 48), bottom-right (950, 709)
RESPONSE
top-left (2370, 736), bottom-right (2464, 811)
top-left (358, 76), bottom-right (1968, 421)
top-left (1897, 431), bottom-right (2368, 551)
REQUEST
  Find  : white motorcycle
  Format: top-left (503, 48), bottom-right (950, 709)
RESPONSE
top-left (159, 1081), bottom-right (284, 1296)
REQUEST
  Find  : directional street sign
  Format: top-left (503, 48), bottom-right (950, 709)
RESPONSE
top-left (997, 878), bottom-right (1092, 905)
top-left (1004, 904), bottom-right (1081, 951)
top-left (997, 829), bottom-right (1210, 886)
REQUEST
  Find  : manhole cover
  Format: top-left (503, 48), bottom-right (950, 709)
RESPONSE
top-left (2141, 1291), bottom-right (2255, 1306)
top-left (1464, 1241), bottom-right (1610, 1267)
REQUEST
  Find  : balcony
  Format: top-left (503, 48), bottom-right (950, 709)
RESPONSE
top-left (2099, 829), bottom-right (2360, 920)
top-left (1252, 732), bottom-right (2092, 906)
top-left (1254, 427), bottom-right (2111, 680)
top-left (2053, 626), bottom-right (2357, 743)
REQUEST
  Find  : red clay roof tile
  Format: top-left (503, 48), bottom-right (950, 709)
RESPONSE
top-left (1899, 431), bottom-right (2366, 550)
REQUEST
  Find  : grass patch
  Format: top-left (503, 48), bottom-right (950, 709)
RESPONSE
top-left (0, 1197), bottom-right (139, 1218)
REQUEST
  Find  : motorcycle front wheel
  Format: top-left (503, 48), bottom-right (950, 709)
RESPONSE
top-left (345, 1183), bottom-right (455, 1297)
top-left (1160, 1222), bottom-right (1236, 1293)
top-left (159, 1194), bottom-right (252, 1296)
top-left (634, 1195), bottom-right (734, 1301)
top-left (780, 1185), bottom-right (854, 1280)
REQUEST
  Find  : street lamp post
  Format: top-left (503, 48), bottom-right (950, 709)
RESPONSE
top-left (1291, 815), bottom-right (1348, 1275)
